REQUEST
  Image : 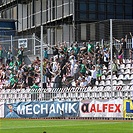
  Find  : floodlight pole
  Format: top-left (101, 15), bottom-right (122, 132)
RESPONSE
top-left (33, 33), bottom-right (36, 55)
top-left (41, 25), bottom-right (43, 101)
top-left (72, 0), bottom-right (75, 42)
top-left (11, 35), bottom-right (13, 52)
top-left (110, 19), bottom-right (113, 99)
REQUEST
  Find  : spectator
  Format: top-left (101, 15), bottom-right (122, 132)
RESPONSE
top-left (114, 35), bottom-right (127, 59)
top-left (3, 76), bottom-right (10, 89)
top-left (96, 59), bottom-right (102, 83)
top-left (118, 48), bottom-right (123, 64)
top-left (106, 59), bottom-right (119, 78)
top-left (52, 44), bottom-right (59, 57)
top-left (0, 45), bottom-right (3, 64)
top-left (112, 44), bottom-right (118, 59)
top-left (52, 70), bottom-right (62, 88)
top-left (4, 48), bottom-right (13, 65)
top-left (89, 65), bottom-right (97, 87)
top-left (42, 76), bottom-right (47, 89)
top-left (72, 42), bottom-right (80, 59)
top-left (10, 75), bottom-right (18, 89)
top-left (45, 62), bottom-right (52, 84)
top-left (129, 32), bottom-right (133, 63)
top-left (95, 42), bottom-right (100, 54)
top-left (59, 54), bottom-right (67, 78)
top-left (14, 46), bottom-right (24, 64)
top-left (64, 79), bottom-right (72, 88)
top-left (130, 32), bottom-right (133, 48)
top-left (80, 76), bottom-right (88, 87)
top-left (69, 55), bottom-right (76, 77)
top-left (103, 48), bottom-right (109, 70)
top-left (129, 49), bottom-right (133, 64)
top-left (62, 42), bottom-right (68, 54)
top-left (73, 60), bottom-right (80, 80)
top-left (26, 73), bottom-right (34, 88)
top-left (52, 57), bottom-right (59, 73)
top-left (34, 56), bottom-right (41, 65)
top-left (79, 60), bottom-right (87, 76)
top-left (85, 72), bottom-right (91, 85)
top-left (43, 47), bottom-right (48, 59)
top-left (87, 41), bottom-right (94, 60)
top-left (30, 81), bottom-right (40, 100)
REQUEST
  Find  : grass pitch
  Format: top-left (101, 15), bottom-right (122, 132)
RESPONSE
top-left (0, 119), bottom-right (133, 133)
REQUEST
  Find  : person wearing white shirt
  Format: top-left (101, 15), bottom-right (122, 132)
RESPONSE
top-left (80, 77), bottom-right (88, 87)
top-left (52, 58), bottom-right (59, 73)
top-left (103, 49), bottom-right (109, 70)
top-left (73, 60), bottom-right (79, 80)
top-left (89, 65), bottom-right (97, 87)
top-left (85, 73), bottom-right (91, 85)
top-left (69, 55), bottom-right (76, 77)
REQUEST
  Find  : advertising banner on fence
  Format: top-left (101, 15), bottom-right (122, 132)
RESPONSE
top-left (123, 99), bottom-right (133, 118)
top-left (80, 99), bottom-right (123, 117)
top-left (0, 102), bottom-right (4, 118)
top-left (4, 101), bottom-right (79, 118)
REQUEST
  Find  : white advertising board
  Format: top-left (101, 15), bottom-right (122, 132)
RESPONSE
top-left (18, 39), bottom-right (28, 48)
top-left (80, 99), bottom-right (123, 118)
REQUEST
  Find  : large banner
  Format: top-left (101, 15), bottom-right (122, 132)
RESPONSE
top-left (4, 101), bottom-right (79, 118)
top-left (123, 99), bottom-right (133, 118)
top-left (80, 99), bottom-right (123, 117)
top-left (0, 102), bottom-right (4, 118)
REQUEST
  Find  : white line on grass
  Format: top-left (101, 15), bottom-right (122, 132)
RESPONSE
top-left (0, 122), bottom-right (123, 130)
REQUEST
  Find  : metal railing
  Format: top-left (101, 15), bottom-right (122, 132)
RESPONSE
top-left (0, 85), bottom-right (133, 104)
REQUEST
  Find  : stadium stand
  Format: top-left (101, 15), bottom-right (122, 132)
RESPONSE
top-left (0, 38), bottom-right (133, 103)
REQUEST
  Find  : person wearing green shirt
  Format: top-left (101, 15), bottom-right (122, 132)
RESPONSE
top-left (9, 60), bottom-right (14, 70)
top-left (31, 83), bottom-right (40, 89)
top-left (73, 43), bottom-right (80, 59)
top-left (87, 42), bottom-right (94, 60)
top-left (80, 60), bottom-right (88, 76)
top-left (0, 45), bottom-right (3, 64)
top-left (10, 76), bottom-right (18, 89)
top-left (30, 82), bottom-right (40, 101)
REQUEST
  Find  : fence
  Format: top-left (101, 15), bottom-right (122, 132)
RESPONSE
top-left (0, 84), bottom-right (133, 104)
top-left (0, 34), bottom-right (50, 65)
top-left (0, 19), bottom-right (133, 60)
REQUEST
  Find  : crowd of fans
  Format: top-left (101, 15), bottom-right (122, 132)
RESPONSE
top-left (0, 33), bottom-right (133, 91)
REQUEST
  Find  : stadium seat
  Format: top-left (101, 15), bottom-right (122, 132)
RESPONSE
top-left (120, 63), bottom-right (125, 68)
top-left (125, 59), bottom-right (130, 64)
top-left (124, 74), bottom-right (130, 80)
top-left (105, 80), bottom-right (111, 86)
top-left (129, 75), bottom-right (133, 80)
top-left (124, 69), bottom-right (130, 74)
top-left (117, 80), bottom-right (125, 86)
top-left (99, 80), bottom-right (105, 86)
top-left (131, 69), bottom-right (133, 74)
top-left (112, 80), bottom-right (117, 85)
top-left (95, 80), bottom-right (99, 86)
top-left (105, 86), bottom-right (112, 99)
top-left (117, 74), bottom-right (124, 80)
top-left (112, 75), bottom-right (117, 80)
top-left (129, 86), bottom-right (133, 99)
top-left (106, 75), bottom-right (111, 80)
top-left (101, 75), bottom-right (106, 80)
top-left (125, 64), bottom-right (131, 69)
